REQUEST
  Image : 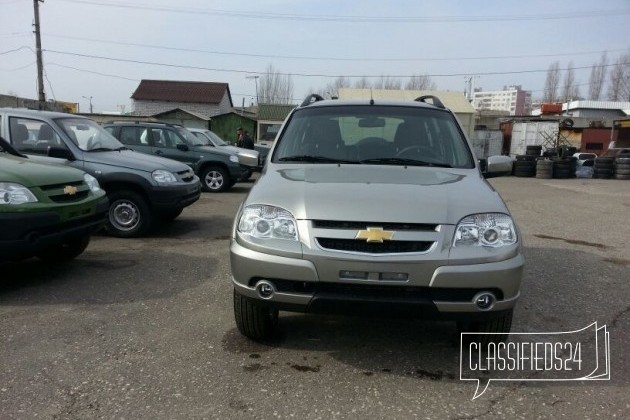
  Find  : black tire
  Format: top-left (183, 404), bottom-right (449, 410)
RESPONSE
top-left (616, 157), bottom-right (630, 165)
top-left (457, 310), bottom-right (513, 345)
top-left (596, 157), bottom-right (614, 164)
top-left (37, 235), bottom-right (91, 262)
top-left (615, 174), bottom-right (630, 180)
top-left (514, 171), bottom-right (535, 177)
top-left (593, 173), bottom-right (613, 179)
top-left (106, 191), bottom-right (153, 237)
top-left (233, 290), bottom-right (279, 340)
top-left (515, 155), bottom-right (536, 162)
top-left (515, 161), bottom-right (536, 168)
top-left (201, 166), bottom-right (230, 192)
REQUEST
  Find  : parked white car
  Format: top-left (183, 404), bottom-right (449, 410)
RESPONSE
top-left (188, 128), bottom-right (260, 170)
top-left (573, 152), bottom-right (597, 166)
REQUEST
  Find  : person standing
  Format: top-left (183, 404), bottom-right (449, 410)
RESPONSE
top-left (236, 127), bottom-right (254, 150)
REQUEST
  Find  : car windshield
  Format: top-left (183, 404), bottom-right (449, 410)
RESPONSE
top-left (272, 105), bottom-right (474, 168)
top-left (205, 130), bottom-right (228, 146)
top-left (177, 128), bottom-right (206, 146)
top-left (56, 118), bottom-right (124, 152)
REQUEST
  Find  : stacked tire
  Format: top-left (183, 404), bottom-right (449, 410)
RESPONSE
top-left (614, 157), bottom-right (630, 180)
top-left (552, 157), bottom-right (572, 179)
top-left (526, 145), bottom-right (542, 157)
top-left (536, 159), bottom-right (553, 179)
top-left (593, 157), bottom-right (614, 179)
top-left (513, 155), bottom-right (536, 177)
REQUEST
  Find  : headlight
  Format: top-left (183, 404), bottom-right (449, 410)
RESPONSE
top-left (0, 182), bottom-right (38, 205)
top-left (454, 213), bottom-right (517, 248)
top-left (83, 173), bottom-right (101, 192)
top-left (238, 204), bottom-right (298, 240)
top-left (152, 170), bottom-right (177, 184)
top-left (229, 155), bottom-right (239, 164)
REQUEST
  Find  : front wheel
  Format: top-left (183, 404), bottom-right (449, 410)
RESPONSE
top-left (37, 235), bottom-right (91, 262)
top-left (106, 191), bottom-right (153, 237)
top-left (233, 289), bottom-right (279, 340)
top-left (200, 166), bottom-right (230, 192)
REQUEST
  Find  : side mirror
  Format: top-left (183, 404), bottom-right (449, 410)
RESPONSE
top-left (176, 143), bottom-right (189, 151)
top-left (48, 146), bottom-right (75, 161)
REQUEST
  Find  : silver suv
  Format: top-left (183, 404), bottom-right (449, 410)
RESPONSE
top-left (230, 95), bottom-right (524, 340)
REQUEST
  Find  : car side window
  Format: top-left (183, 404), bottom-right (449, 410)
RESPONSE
top-left (119, 126), bottom-right (147, 146)
top-left (164, 130), bottom-right (186, 148)
top-left (9, 117), bottom-right (64, 155)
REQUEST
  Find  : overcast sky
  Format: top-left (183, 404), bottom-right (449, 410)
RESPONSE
top-left (1, 0), bottom-right (629, 113)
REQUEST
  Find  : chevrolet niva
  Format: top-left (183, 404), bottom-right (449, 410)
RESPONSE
top-left (230, 95), bottom-right (524, 341)
top-left (1, 136), bottom-right (108, 262)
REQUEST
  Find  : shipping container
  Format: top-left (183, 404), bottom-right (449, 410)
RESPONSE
top-left (471, 130), bottom-right (504, 158)
top-left (509, 121), bottom-right (558, 156)
top-left (540, 103), bottom-right (563, 114)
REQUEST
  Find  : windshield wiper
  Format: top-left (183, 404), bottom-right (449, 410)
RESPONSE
top-left (359, 157), bottom-right (452, 168)
top-left (278, 155), bottom-right (357, 164)
top-left (115, 146), bottom-right (129, 151)
top-left (88, 147), bottom-right (116, 152)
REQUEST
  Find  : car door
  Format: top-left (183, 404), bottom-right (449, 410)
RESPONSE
top-left (150, 127), bottom-right (197, 168)
top-left (117, 126), bottom-right (153, 155)
top-left (6, 116), bottom-right (80, 169)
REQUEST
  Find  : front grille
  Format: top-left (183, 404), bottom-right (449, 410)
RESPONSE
top-left (177, 169), bottom-right (195, 183)
top-left (317, 238), bottom-right (433, 254)
top-left (39, 181), bottom-right (90, 204)
top-left (313, 220), bottom-right (438, 231)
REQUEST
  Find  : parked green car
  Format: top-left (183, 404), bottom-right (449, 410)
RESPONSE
top-left (0, 137), bottom-right (108, 262)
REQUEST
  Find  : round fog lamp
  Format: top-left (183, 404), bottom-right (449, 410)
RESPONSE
top-left (256, 220), bottom-right (271, 234)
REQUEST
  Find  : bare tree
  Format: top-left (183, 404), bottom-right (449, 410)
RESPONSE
top-left (561, 61), bottom-right (580, 101)
top-left (258, 64), bottom-right (294, 104)
top-left (588, 52), bottom-right (608, 100)
top-left (405, 74), bottom-right (436, 90)
top-left (317, 76), bottom-right (352, 98)
top-left (373, 75), bottom-right (402, 90)
top-left (607, 52), bottom-right (630, 101)
top-left (543, 61), bottom-right (561, 102)
top-left (353, 76), bottom-right (372, 89)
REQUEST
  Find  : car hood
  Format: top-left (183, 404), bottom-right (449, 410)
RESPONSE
top-left (244, 165), bottom-right (508, 225)
top-left (83, 149), bottom-right (191, 172)
top-left (192, 145), bottom-right (235, 157)
top-left (0, 154), bottom-right (83, 187)
top-left (220, 145), bottom-right (258, 158)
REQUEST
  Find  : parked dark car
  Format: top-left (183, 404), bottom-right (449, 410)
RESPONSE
top-left (0, 109), bottom-right (201, 237)
top-left (104, 122), bottom-right (249, 192)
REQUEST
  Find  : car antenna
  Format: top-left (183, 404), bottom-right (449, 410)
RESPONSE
top-left (369, 89), bottom-right (374, 105)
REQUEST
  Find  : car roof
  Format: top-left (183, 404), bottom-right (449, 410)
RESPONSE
top-left (0, 107), bottom-right (88, 119)
top-left (299, 98), bottom-right (446, 109)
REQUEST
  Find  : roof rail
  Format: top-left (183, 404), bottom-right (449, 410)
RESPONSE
top-left (414, 95), bottom-right (445, 109)
top-left (301, 94), bottom-right (324, 107)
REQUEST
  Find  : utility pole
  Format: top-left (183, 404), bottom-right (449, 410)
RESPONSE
top-left (246, 75), bottom-right (259, 105)
top-left (33, 0), bottom-right (46, 110)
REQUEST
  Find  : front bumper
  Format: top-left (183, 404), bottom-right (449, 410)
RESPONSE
top-left (230, 239), bottom-right (523, 319)
top-left (149, 177), bottom-right (201, 210)
top-left (0, 196), bottom-right (109, 261)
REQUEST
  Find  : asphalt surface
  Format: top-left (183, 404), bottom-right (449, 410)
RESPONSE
top-left (1, 175), bottom-right (629, 419)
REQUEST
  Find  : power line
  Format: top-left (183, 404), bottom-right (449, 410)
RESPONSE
top-left (46, 62), bottom-right (141, 82)
top-left (56, 0), bottom-right (630, 23)
top-left (44, 34), bottom-right (628, 63)
top-left (43, 49), bottom-right (623, 79)
top-left (0, 46), bottom-right (34, 55)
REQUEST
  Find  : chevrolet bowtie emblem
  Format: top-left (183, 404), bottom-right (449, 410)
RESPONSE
top-left (63, 185), bottom-right (78, 195)
top-left (355, 227), bottom-right (394, 243)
